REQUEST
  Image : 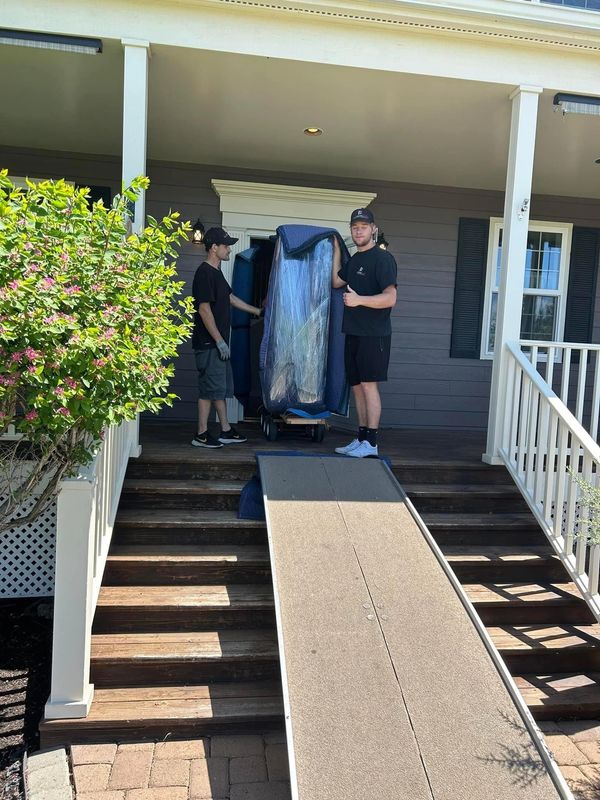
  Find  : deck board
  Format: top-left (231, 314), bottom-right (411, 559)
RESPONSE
top-left (259, 455), bottom-right (561, 800)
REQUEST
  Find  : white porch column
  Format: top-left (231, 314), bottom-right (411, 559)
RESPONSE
top-left (44, 479), bottom-right (95, 718)
top-left (483, 85), bottom-right (542, 464)
top-left (121, 38), bottom-right (149, 233)
top-left (122, 38), bottom-right (149, 456)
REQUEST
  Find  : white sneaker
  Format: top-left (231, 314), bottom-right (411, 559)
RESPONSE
top-left (347, 441), bottom-right (378, 458)
top-left (335, 438), bottom-right (361, 455)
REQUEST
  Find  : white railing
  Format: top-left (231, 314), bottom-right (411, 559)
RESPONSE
top-left (523, 341), bottom-right (600, 441)
top-left (44, 417), bottom-right (141, 719)
top-left (500, 341), bottom-right (600, 621)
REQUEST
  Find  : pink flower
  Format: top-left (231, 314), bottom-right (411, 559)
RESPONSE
top-left (23, 241), bottom-right (33, 250)
top-left (43, 314), bottom-right (59, 324)
top-left (93, 358), bottom-right (107, 368)
top-left (0, 375), bottom-right (16, 386)
top-left (11, 352), bottom-right (23, 362)
top-left (91, 283), bottom-right (102, 292)
top-left (55, 387), bottom-right (65, 396)
top-left (25, 263), bottom-right (41, 275)
top-left (27, 365), bottom-right (37, 374)
top-left (23, 347), bottom-right (39, 360)
top-left (104, 328), bottom-right (116, 340)
top-left (41, 277), bottom-right (56, 289)
top-left (8, 280), bottom-right (20, 290)
top-left (59, 252), bottom-right (69, 262)
top-left (57, 407), bottom-right (70, 416)
top-left (24, 410), bottom-right (38, 421)
top-left (64, 285), bottom-right (81, 295)
top-left (65, 378), bottom-right (77, 389)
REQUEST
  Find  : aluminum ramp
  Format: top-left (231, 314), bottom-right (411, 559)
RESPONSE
top-left (258, 455), bottom-right (567, 800)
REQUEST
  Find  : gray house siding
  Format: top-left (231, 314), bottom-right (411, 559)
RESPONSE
top-left (2, 144), bottom-right (600, 430)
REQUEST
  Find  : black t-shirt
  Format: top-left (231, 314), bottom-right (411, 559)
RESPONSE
top-left (339, 247), bottom-right (397, 336)
top-left (192, 262), bottom-right (232, 350)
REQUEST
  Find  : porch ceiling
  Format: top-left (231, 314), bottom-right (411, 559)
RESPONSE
top-left (2, 39), bottom-right (600, 198)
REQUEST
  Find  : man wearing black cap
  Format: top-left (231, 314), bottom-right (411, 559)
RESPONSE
top-left (332, 208), bottom-right (397, 458)
top-left (191, 227), bottom-right (263, 448)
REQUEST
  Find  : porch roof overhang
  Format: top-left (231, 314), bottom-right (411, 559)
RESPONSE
top-left (2, 38), bottom-right (600, 200)
top-left (3, 0), bottom-right (600, 93)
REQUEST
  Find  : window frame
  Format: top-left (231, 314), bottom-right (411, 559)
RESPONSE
top-left (480, 217), bottom-right (573, 360)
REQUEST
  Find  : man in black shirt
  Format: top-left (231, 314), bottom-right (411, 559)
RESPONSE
top-left (191, 227), bottom-right (263, 448)
top-left (332, 208), bottom-right (397, 457)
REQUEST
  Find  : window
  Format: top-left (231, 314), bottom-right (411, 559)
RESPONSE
top-left (481, 219), bottom-right (573, 358)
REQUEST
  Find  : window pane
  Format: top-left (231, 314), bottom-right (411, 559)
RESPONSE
top-left (520, 296), bottom-right (557, 341)
top-left (495, 228), bottom-right (563, 291)
top-left (488, 293), bottom-right (557, 352)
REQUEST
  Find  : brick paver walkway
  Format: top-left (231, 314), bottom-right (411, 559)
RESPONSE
top-left (542, 722), bottom-right (600, 799)
top-left (70, 734), bottom-right (291, 800)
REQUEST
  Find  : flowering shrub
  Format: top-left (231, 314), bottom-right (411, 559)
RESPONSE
top-left (0, 173), bottom-right (193, 533)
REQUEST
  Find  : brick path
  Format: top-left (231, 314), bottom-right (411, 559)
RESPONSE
top-left (70, 734), bottom-right (291, 800)
top-left (542, 722), bottom-right (600, 799)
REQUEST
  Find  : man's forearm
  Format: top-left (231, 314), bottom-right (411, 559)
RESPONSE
top-left (230, 294), bottom-right (261, 316)
top-left (199, 305), bottom-right (223, 343)
top-left (354, 291), bottom-right (396, 309)
top-left (331, 238), bottom-right (345, 288)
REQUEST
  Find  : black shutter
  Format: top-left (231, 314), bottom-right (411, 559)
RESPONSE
top-left (75, 184), bottom-right (112, 209)
top-left (564, 226), bottom-right (600, 344)
top-left (450, 218), bottom-right (490, 359)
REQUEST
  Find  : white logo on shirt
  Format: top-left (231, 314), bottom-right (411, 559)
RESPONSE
top-left (356, 266), bottom-right (365, 276)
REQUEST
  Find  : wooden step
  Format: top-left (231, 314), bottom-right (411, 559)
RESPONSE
top-left (39, 680), bottom-right (284, 747)
top-left (120, 479), bottom-right (245, 510)
top-left (515, 673), bottom-right (600, 720)
top-left (421, 513), bottom-right (546, 546)
top-left (93, 585), bottom-right (276, 633)
top-left (90, 630), bottom-right (280, 687)
top-left (464, 582), bottom-right (593, 625)
top-left (406, 483), bottom-right (527, 514)
top-left (128, 456), bottom-right (512, 487)
top-left (490, 624), bottom-right (600, 672)
top-left (104, 545), bottom-right (271, 585)
top-left (443, 546), bottom-right (565, 583)
top-left (126, 458), bottom-right (256, 482)
top-left (113, 510), bottom-right (266, 546)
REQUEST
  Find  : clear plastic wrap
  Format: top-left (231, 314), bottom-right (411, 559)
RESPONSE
top-left (260, 237), bottom-right (333, 414)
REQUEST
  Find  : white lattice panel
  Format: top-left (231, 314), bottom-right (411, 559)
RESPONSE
top-left (0, 496), bottom-right (56, 598)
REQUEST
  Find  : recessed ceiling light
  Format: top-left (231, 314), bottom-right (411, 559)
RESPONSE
top-left (304, 127), bottom-right (323, 136)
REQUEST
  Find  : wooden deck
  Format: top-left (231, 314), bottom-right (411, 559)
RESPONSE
top-left (140, 419), bottom-right (488, 466)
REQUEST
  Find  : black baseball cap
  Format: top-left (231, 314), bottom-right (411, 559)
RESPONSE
top-left (204, 227), bottom-right (239, 247)
top-left (350, 208), bottom-right (375, 225)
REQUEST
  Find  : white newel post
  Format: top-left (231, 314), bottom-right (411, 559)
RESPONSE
top-left (122, 38), bottom-right (150, 458)
top-left (483, 85), bottom-right (542, 465)
top-left (45, 477), bottom-right (96, 718)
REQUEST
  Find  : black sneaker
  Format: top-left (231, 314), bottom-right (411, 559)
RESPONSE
top-left (218, 426), bottom-right (248, 444)
top-left (191, 432), bottom-right (223, 449)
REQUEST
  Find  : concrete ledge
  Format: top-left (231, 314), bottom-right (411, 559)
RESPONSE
top-left (26, 747), bottom-right (73, 800)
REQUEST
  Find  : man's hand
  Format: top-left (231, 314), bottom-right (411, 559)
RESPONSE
top-left (216, 340), bottom-right (230, 361)
top-left (343, 286), bottom-right (361, 308)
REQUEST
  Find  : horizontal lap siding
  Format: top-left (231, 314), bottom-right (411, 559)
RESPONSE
top-left (3, 145), bottom-right (600, 430)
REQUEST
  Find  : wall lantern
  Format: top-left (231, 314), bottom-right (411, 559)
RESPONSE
top-left (377, 231), bottom-right (389, 250)
top-left (0, 28), bottom-right (102, 54)
top-left (553, 93), bottom-right (600, 117)
top-left (192, 219), bottom-right (205, 244)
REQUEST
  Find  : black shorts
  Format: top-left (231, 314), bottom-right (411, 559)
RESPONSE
top-left (344, 334), bottom-right (391, 386)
